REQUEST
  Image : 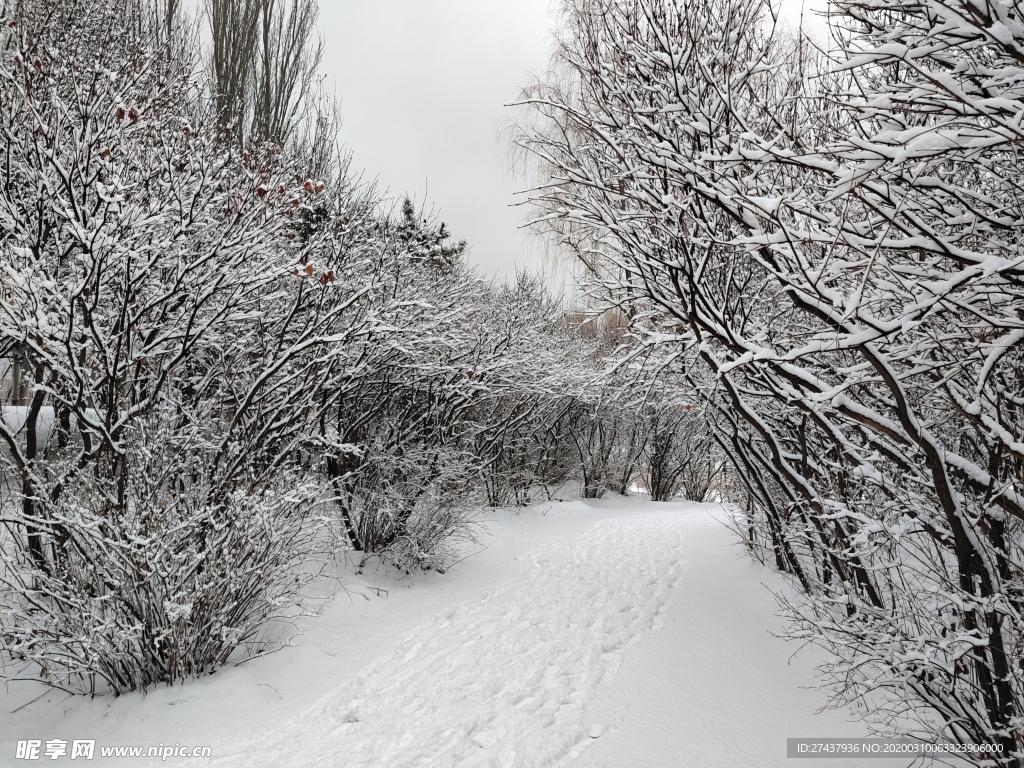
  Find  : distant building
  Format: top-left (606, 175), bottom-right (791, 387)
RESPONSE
top-left (561, 307), bottom-right (629, 340)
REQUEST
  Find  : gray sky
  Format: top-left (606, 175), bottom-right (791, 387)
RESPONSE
top-left (319, 1), bottom-right (555, 279)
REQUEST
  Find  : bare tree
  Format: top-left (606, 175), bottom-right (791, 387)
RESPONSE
top-left (207, 0), bottom-right (322, 149)
top-left (207, 0), bottom-right (261, 138)
top-left (252, 0), bottom-right (322, 146)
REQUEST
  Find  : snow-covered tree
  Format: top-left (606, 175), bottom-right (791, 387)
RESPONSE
top-left (515, 0), bottom-right (1024, 759)
top-left (0, 0), bottom-right (391, 692)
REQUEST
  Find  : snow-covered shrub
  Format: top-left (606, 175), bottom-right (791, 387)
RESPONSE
top-left (1, 412), bottom-right (327, 694)
top-left (562, 402), bottom-right (621, 498)
top-left (523, 402), bottom-right (587, 499)
top-left (317, 264), bottom-right (620, 548)
top-left (0, 0), bottom-right (350, 692)
top-left (319, 264), bottom-right (557, 559)
top-left (475, 394), bottom-right (575, 506)
top-left (469, 276), bottom-right (607, 505)
top-left (336, 443), bottom-right (478, 571)
top-left (640, 405), bottom-right (720, 502)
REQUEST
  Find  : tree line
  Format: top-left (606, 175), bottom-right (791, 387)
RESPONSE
top-left (0, 0), bottom-right (714, 696)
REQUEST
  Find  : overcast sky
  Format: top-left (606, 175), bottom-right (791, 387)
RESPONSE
top-left (315, 1), bottom-right (823, 281)
top-left (318, 1), bottom-right (555, 279)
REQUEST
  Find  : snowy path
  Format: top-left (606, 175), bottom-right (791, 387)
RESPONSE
top-left (576, 522), bottom-right (910, 767)
top-left (3, 500), bottom-right (913, 767)
top-left (214, 511), bottom-right (706, 768)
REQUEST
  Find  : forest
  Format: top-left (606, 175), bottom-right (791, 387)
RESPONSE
top-left (1, 0), bottom-right (1023, 764)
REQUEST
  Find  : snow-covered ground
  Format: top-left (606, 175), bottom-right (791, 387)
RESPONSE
top-left (2, 499), bottom-right (910, 767)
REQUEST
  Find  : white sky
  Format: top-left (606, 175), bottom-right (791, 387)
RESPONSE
top-left (319, 0), bottom-right (555, 279)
